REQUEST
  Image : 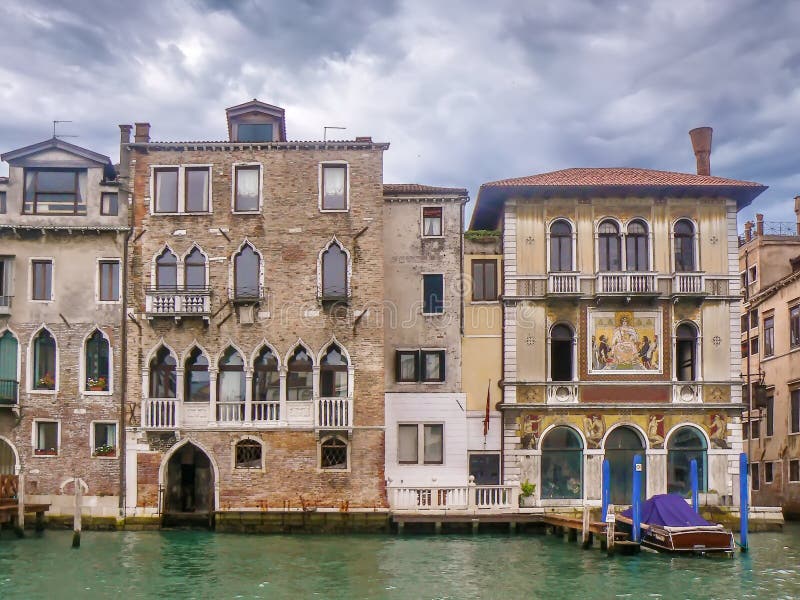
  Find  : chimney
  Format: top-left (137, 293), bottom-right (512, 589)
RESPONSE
top-left (119, 124), bottom-right (132, 144)
top-left (795, 195), bottom-right (800, 235)
top-left (134, 122), bottom-right (151, 143)
top-left (689, 126), bottom-right (713, 176)
top-left (744, 221), bottom-right (753, 242)
top-left (756, 213), bottom-right (764, 237)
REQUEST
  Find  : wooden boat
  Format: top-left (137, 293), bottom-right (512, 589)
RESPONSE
top-left (616, 494), bottom-right (735, 555)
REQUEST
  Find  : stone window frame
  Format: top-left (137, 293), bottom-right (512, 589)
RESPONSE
top-left (671, 217), bottom-right (700, 273)
top-left (182, 244), bottom-right (210, 291)
top-left (316, 337), bottom-right (355, 398)
top-left (145, 341), bottom-right (179, 400)
top-left (789, 459), bottom-right (800, 483)
top-left (231, 162), bottom-right (263, 214)
top-left (149, 244), bottom-right (210, 291)
top-left (89, 420), bottom-right (119, 459)
top-left (594, 216), bottom-right (654, 273)
top-left (420, 205), bottom-right (444, 238)
top-left (79, 326), bottom-right (114, 396)
top-left (470, 258), bottom-right (498, 302)
top-left (421, 272), bottom-right (445, 316)
top-left (316, 236), bottom-right (352, 302)
top-left (96, 257), bottom-right (122, 304)
top-left (31, 418), bottom-right (60, 457)
top-left (318, 161), bottom-right (350, 213)
top-left (232, 436), bottom-right (265, 471)
top-left (0, 327), bottom-right (21, 392)
top-left (547, 321), bottom-right (577, 383)
top-left (317, 434), bottom-right (351, 472)
top-left (228, 239), bottom-right (265, 302)
top-left (27, 325), bottom-right (58, 395)
top-left (673, 319), bottom-right (703, 383)
top-left (149, 164), bottom-right (214, 215)
top-left (396, 422), bottom-right (445, 465)
top-left (29, 256), bottom-right (54, 303)
top-left (546, 217), bottom-right (577, 274)
top-left (420, 349), bottom-right (446, 384)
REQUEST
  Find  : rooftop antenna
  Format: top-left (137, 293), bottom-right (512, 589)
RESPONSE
top-left (53, 120), bottom-right (78, 139)
top-left (323, 126), bottom-right (346, 142)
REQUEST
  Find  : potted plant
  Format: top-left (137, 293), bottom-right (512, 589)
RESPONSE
top-left (94, 444), bottom-right (116, 457)
top-left (519, 480), bottom-right (536, 508)
top-left (34, 447), bottom-right (57, 456)
top-left (36, 373), bottom-right (55, 390)
top-left (86, 376), bottom-right (108, 392)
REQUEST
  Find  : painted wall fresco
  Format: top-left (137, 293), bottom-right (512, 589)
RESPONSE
top-left (588, 309), bottom-right (662, 374)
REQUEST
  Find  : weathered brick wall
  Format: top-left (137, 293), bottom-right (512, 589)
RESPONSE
top-left (126, 143), bottom-right (387, 508)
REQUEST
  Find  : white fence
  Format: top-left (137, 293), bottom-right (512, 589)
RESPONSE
top-left (673, 273), bottom-right (705, 295)
top-left (388, 483), bottom-right (518, 510)
top-left (142, 398), bottom-right (179, 429)
top-left (597, 272), bottom-right (656, 294)
top-left (316, 397), bottom-right (352, 428)
top-left (548, 273), bottom-right (580, 294)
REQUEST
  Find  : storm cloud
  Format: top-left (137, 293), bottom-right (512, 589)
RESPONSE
top-left (0, 0), bottom-right (798, 224)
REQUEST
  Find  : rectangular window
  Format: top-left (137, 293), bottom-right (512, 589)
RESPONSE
top-left (0, 258), bottom-right (12, 307)
top-left (321, 164), bottom-right (347, 210)
top-left (395, 350), bottom-right (419, 383)
top-left (740, 272), bottom-right (747, 289)
top-left (790, 460), bottom-right (800, 483)
top-left (750, 336), bottom-right (759, 356)
top-left (421, 350), bottom-right (445, 383)
top-left (99, 260), bottom-right (120, 301)
top-left (23, 169), bottom-right (84, 215)
top-left (0, 191), bottom-right (6, 214)
top-left (764, 462), bottom-right (774, 484)
top-left (154, 168), bottom-right (179, 213)
top-left (764, 316), bottom-right (774, 357)
top-left (791, 390), bottom-right (800, 434)
top-left (740, 341), bottom-right (748, 359)
top-left (100, 193), bottom-right (119, 216)
top-left (424, 424), bottom-right (444, 464)
top-left (742, 420), bottom-right (749, 440)
top-left (93, 422), bottom-right (117, 457)
top-left (751, 417), bottom-right (761, 440)
top-left (237, 123), bottom-right (273, 142)
top-left (469, 453), bottom-right (501, 485)
top-left (750, 463), bottom-right (760, 491)
top-left (31, 260), bottom-right (52, 301)
top-left (749, 265), bottom-right (757, 284)
top-left (234, 165), bottom-right (260, 211)
top-left (422, 207), bottom-right (443, 237)
top-left (398, 424), bottom-right (419, 464)
top-left (423, 274), bottom-right (444, 314)
top-left (185, 167), bottom-right (210, 213)
top-left (749, 309), bottom-right (758, 329)
top-left (741, 314), bottom-right (749, 333)
top-left (35, 421), bottom-right (58, 455)
top-left (472, 259), bottom-right (498, 301)
top-left (765, 396), bottom-right (774, 437)
top-left (791, 305), bottom-right (800, 348)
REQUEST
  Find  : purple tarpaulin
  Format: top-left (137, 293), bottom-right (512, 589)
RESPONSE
top-left (620, 494), bottom-right (712, 527)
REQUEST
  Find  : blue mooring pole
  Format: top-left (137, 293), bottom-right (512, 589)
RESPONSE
top-left (631, 454), bottom-right (643, 543)
top-left (690, 459), bottom-right (699, 513)
top-left (740, 452), bottom-right (749, 553)
top-left (602, 459), bottom-right (610, 522)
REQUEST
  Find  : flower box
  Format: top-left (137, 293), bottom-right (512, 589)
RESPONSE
top-left (34, 448), bottom-right (57, 456)
top-left (94, 445), bottom-right (117, 457)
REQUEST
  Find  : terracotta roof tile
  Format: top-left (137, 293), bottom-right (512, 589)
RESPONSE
top-left (383, 183), bottom-right (468, 195)
top-left (483, 167), bottom-right (762, 188)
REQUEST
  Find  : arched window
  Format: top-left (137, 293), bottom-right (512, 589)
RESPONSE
top-left (149, 346), bottom-right (176, 398)
top-left (320, 344), bottom-right (348, 397)
top-left (676, 323), bottom-right (699, 381)
top-left (598, 220), bottom-right (622, 272)
top-left (605, 426), bottom-right (646, 505)
top-left (674, 219), bottom-right (696, 272)
top-left (156, 248), bottom-right (177, 289)
top-left (85, 330), bottom-right (110, 392)
top-left (253, 347), bottom-right (280, 403)
top-left (321, 242), bottom-right (348, 300)
top-left (625, 219), bottom-right (649, 272)
top-left (287, 346), bottom-right (313, 401)
top-left (667, 427), bottom-right (708, 495)
top-left (541, 427), bottom-right (583, 499)
top-left (549, 220), bottom-right (573, 272)
top-left (32, 329), bottom-right (56, 390)
top-left (234, 244), bottom-right (260, 301)
top-left (218, 346), bottom-right (245, 403)
top-left (184, 247), bottom-right (206, 289)
top-left (0, 331), bottom-right (19, 403)
top-left (320, 436), bottom-right (348, 470)
top-left (550, 324), bottom-right (574, 382)
top-left (184, 347), bottom-right (209, 403)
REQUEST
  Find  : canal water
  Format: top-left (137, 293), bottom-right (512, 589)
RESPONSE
top-left (1, 524), bottom-right (798, 599)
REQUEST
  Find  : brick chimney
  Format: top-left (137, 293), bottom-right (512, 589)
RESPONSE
top-left (795, 195), bottom-right (800, 235)
top-left (134, 122), bottom-right (151, 143)
top-left (756, 213), bottom-right (764, 237)
top-left (744, 221), bottom-right (753, 242)
top-left (689, 127), bottom-right (713, 176)
top-left (119, 124), bottom-right (132, 144)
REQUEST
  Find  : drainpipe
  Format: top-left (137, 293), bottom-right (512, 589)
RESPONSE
top-left (744, 249), bottom-right (752, 495)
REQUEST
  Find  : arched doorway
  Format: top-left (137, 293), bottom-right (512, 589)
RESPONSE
top-left (605, 426), bottom-right (646, 505)
top-left (164, 442), bottom-right (214, 515)
top-left (667, 426), bottom-right (708, 495)
top-left (541, 427), bottom-right (583, 500)
top-left (0, 437), bottom-right (18, 475)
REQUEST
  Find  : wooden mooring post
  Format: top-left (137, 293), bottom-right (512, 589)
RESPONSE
top-left (14, 473), bottom-right (25, 538)
top-left (605, 504), bottom-right (615, 556)
top-left (72, 477), bottom-right (82, 548)
top-left (581, 507), bottom-right (593, 549)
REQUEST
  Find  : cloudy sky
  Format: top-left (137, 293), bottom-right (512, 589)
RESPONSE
top-left (1, 0), bottom-right (798, 225)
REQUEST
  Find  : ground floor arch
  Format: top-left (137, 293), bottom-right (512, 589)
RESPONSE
top-left (667, 425), bottom-right (708, 496)
top-left (0, 436), bottom-right (18, 475)
top-left (541, 426), bottom-right (583, 500)
top-left (604, 425), bottom-right (646, 505)
top-left (162, 441), bottom-right (216, 515)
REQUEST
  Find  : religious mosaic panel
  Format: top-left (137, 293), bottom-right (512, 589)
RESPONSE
top-left (588, 309), bottom-right (662, 374)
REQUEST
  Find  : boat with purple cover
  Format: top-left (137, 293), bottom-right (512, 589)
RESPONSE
top-left (616, 494), bottom-right (735, 554)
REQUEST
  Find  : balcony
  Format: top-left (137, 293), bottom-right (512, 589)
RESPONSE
top-left (547, 273), bottom-right (580, 295)
top-left (0, 295), bottom-right (10, 315)
top-left (142, 398), bottom-right (179, 429)
top-left (387, 482), bottom-right (518, 511)
top-left (546, 383), bottom-right (579, 404)
top-left (672, 273), bottom-right (706, 297)
top-left (145, 287), bottom-right (211, 319)
top-left (596, 272), bottom-right (657, 295)
top-left (673, 383), bottom-right (702, 404)
top-left (0, 379), bottom-right (19, 407)
top-left (315, 397), bottom-right (352, 429)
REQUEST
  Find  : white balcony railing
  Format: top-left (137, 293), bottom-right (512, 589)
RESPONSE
top-left (547, 273), bottom-right (580, 294)
top-left (596, 272), bottom-right (657, 294)
top-left (546, 383), bottom-right (579, 404)
top-left (388, 483), bottom-right (518, 510)
top-left (0, 295), bottom-right (11, 315)
top-left (672, 272), bottom-right (705, 295)
top-left (251, 400), bottom-right (281, 423)
top-left (216, 401), bottom-right (245, 423)
top-left (145, 288), bottom-right (211, 317)
top-left (316, 397), bottom-right (353, 428)
top-left (142, 398), bottom-right (179, 429)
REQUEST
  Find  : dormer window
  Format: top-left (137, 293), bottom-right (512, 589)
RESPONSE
top-left (237, 123), bottom-right (273, 142)
top-left (23, 168), bottom-right (86, 215)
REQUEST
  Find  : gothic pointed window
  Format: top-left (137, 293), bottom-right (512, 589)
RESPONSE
top-left (184, 347), bottom-right (209, 403)
top-left (253, 346), bottom-right (280, 403)
top-left (217, 347), bottom-right (245, 422)
top-left (287, 346), bottom-right (313, 401)
top-left (84, 330), bottom-right (110, 392)
top-left (33, 329), bottom-right (56, 390)
top-left (320, 344), bottom-right (348, 397)
top-left (234, 243), bottom-right (260, 301)
top-left (156, 248), bottom-right (177, 289)
top-left (0, 331), bottom-right (19, 403)
top-left (321, 242), bottom-right (348, 300)
top-left (149, 346), bottom-right (176, 398)
top-left (185, 247), bottom-right (206, 289)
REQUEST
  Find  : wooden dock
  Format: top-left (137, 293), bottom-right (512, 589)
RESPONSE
top-left (0, 474), bottom-right (50, 538)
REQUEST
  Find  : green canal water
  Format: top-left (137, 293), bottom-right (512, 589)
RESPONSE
top-left (1, 525), bottom-right (799, 599)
